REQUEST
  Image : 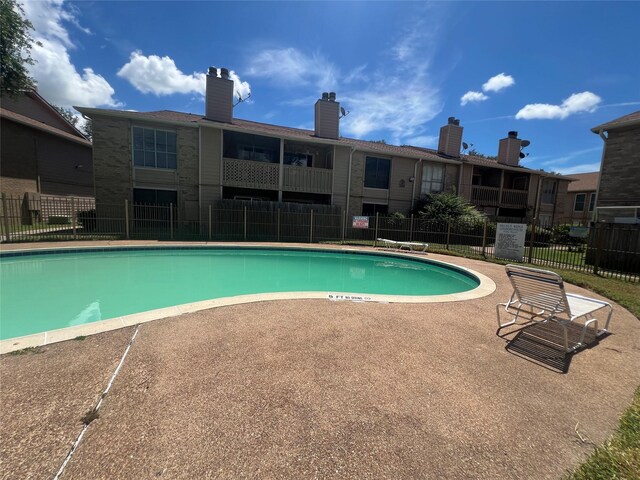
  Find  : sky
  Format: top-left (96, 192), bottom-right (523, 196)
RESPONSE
top-left (20, 0), bottom-right (640, 175)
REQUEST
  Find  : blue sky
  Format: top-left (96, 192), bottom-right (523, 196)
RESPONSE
top-left (22, 1), bottom-right (640, 174)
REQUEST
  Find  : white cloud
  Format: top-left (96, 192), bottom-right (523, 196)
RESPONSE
top-left (246, 48), bottom-right (337, 90)
top-left (22, 0), bottom-right (119, 111)
top-left (460, 91), bottom-right (489, 106)
top-left (555, 163), bottom-right (602, 175)
top-left (118, 52), bottom-right (206, 95)
top-left (403, 135), bottom-right (439, 148)
top-left (482, 73), bottom-right (515, 93)
top-left (117, 52), bottom-right (251, 101)
top-left (516, 91), bottom-right (602, 120)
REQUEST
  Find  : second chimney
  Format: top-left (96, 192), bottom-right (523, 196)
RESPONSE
top-left (497, 131), bottom-right (522, 166)
top-left (437, 117), bottom-right (463, 157)
top-left (205, 66), bottom-right (234, 123)
top-left (314, 92), bottom-right (340, 139)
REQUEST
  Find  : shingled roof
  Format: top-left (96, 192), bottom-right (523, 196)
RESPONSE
top-left (591, 110), bottom-right (640, 132)
top-left (1, 108), bottom-right (92, 147)
top-left (76, 107), bottom-right (570, 178)
top-left (566, 172), bottom-right (599, 192)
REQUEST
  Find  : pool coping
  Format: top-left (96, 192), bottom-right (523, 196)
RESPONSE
top-left (0, 243), bottom-right (496, 354)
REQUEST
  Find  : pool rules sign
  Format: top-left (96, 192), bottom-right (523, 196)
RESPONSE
top-left (495, 223), bottom-right (527, 261)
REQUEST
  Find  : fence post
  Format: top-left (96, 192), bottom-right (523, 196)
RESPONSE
top-left (1, 193), bottom-right (10, 243)
top-left (409, 214), bottom-right (414, 242)
top-left (446, 220), bottom-right (451, 250)
top-left (593, 223), bottom-right (604, 275)
top-left (310, 209), bottom-right (314, 243)
top-left (208, 205), bottom-right (212, 241)
top-left (374, 212), bottom-right (379, 247)
top-left (169, 204), bottom-right (174, 240)
top-left (124, 199), bottom-right (130, 239)
top-left (341, 210), bottom-right (346, 244)
top-left (527, 219), bottom-right (537, 263)
top-left (71, 197), bottom-right (77, 240)
top-left (243, 205), bottom-right (247, 241)
top-left (481, 218), bottom-right (488, 257)
top-left (277, 208), bottom-right (281, 242)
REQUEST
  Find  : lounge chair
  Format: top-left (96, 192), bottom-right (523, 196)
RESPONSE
top-left (376, 238), bottom-right (429, 253)
top-left (496, 264), bottom-right (613, 352)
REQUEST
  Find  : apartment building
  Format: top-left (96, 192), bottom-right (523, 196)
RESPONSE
top-left (591, 110), bottom-right (640, 223)
top-left (562, 172), bottom-right (598, 225)
top-left (78, 66), bottom-right (571, 224)
top-left (1, 90), bottom-right (93, 197)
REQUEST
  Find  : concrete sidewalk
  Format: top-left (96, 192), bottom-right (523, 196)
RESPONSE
top-left (1, 249), bottom-right (639, 479)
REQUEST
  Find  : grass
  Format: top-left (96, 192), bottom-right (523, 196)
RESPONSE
top-left (564, 387), bottom-right (640, 480)
top-left (530, 247), bottom-right (586, 266)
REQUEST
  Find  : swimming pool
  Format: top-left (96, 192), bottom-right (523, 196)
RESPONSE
top-left (0, 246), bottom-right (491, 346)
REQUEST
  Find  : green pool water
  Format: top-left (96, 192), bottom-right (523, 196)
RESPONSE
top-left (0, 247), bottom-right (479, 340)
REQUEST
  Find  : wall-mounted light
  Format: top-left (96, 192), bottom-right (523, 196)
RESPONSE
top-left (409, 176), bottom-right (415, 183)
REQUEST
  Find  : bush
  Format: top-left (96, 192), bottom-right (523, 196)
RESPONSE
top-left (550, 224), bottom-right (586, 251)
top-left (417, 193), bottom-right (486, 222)
top-left (77, 209), bottom-right (97, 232)
top-left (47, 216), bottom-right (70, 225)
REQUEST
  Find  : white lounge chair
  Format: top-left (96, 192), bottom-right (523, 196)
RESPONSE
top-left (496, 264), bottom-right (613, 352)
top-left (376, 238), bottom-right (429, 252)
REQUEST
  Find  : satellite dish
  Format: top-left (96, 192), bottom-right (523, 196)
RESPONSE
top-left (340, 107), bottom-right (346, 116)
top-left (462, 142), bottom-right (469, 150)
top-left (519, 152), bottom-right (526, 159)
top-left (521, 139), bottom-right (531, 147)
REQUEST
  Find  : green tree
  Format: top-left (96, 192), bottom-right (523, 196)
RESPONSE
top-left (53, 105), bottom-right (92, 140)
top-left (54, 105), bottom-right (79, 127)
top-left (0, 0), bottom-right (41, 96)
top-left (467, 148), bottom-right (497, 160)
top-left (417, 192), bottom-right (485, 222)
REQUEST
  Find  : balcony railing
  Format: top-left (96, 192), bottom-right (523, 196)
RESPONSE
top-left (222, 158), bottom-right (333, 194)
top-left (471, 186), bottom-right (529, 208)
top-left (223, 158), bottom-right (279, 190)
top-left (283, 165), bottom-right (332, 194)
top-left (471, 186), bottom-right (499, 206)
top-left (501, 188), bottom-right (528, 208)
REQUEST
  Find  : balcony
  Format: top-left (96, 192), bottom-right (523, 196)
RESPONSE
top-left (283, 165), bottom-right (332, 194)
top-left (471, 186), bottom-right (499, 206)
top-left (222, 158), bottom-right (333, 194)
top-left (471, 186), bottom-right (528, 208)
top-left (501, 188), bottom-right (528, 208)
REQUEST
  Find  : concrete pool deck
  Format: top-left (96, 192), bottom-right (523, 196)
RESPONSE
top-left (1, 241), bottom-right (639, 479)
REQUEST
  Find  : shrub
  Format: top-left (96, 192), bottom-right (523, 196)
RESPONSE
top-left (417, 193), bottom-right (486, 222)
top-left (47, 216), bottom-right (70, 225)
top-left (550, 224), bottom-right (586, 251)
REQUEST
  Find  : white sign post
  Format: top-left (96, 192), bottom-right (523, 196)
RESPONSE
top-left (495, 223), bottom-right (527, 261)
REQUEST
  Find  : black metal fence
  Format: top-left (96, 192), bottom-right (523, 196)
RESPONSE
top-left (2, 194), bottom-right (639, 281)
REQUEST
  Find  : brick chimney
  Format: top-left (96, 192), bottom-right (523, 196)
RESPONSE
top-left (314, 92), bottom-right (340, 139)
top-left (437, 117), bottom-right (463, 157)
top-left (205, 67), bottom-right (234, 123)
top-left (497, 131), bottom-right (522, 166)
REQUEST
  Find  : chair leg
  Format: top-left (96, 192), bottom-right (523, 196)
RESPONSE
top-left (599, 305), bottom-right (613, 335)
top-left (496, 303), bottom-right (517, 329)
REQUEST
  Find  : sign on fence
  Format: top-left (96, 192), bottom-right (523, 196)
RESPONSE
top-left (352, 216), bottom-right (369, 229)
top-left (495, 223), bottom-right (527, 261)
top-left (569, 226), bottom-right (589, 238)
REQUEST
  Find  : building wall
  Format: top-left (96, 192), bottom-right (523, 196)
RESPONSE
top-left (200, 126), bottom-right (223, 208)
top-left (92, 115), bottom-right (133, 206)
top-left (564, 190), bottom-right (596, 225)
top-left (0, 119), bottom-right (92, 197)
top-left (598, 126), bottom-right (640, 207)
top-left (332, 146), bottom-right (351, 210)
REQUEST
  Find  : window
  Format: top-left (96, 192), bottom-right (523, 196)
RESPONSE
top-left (538, 214), bottom-right (552, 227)
top-left (133, 188), bottom-right (177, 205)
top-left (364, 156), bottom-right (391, 189)
top-left (589, 193), bottom-right (596, 212)
top-left (362, 203), bottom-right (388, 216)
top-left (541, 179), bottom-right (557, 204)
top-left (284, 152), bottom-right (313, 167)
top-left (421, 163), bottom-right (445, 194)
top-left (574, 193), bottom-right (586, 212)
top-left (133, 127), bottom-right (177, 169)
